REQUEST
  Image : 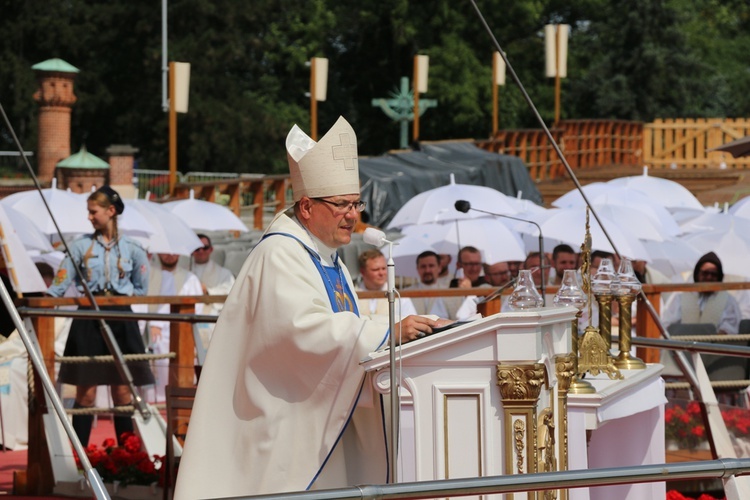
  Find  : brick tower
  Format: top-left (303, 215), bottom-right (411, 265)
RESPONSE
top-left (32, 58), bottom-right (79, 183)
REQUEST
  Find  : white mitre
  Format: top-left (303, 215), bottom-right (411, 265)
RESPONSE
top-left (286, 116), bottom-right (360, 202)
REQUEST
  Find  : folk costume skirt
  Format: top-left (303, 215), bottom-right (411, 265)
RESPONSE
top-left (58, 305), bottom-right (155, 386)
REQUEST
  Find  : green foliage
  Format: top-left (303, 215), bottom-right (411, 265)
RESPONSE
top-left (1, 0), bottom-right (748, 175)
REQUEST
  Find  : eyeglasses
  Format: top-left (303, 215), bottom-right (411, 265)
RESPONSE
top-left (698, 270), bottom-right (719, 278)
top-left (194, 245), bottom-right (212, 252)
top-left (313, 198), bottom-right (366, 214)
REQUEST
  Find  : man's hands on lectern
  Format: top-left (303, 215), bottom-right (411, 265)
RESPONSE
top-left (395, 316), bottom-right (454, 345)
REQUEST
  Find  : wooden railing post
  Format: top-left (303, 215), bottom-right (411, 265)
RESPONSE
top-left (636, 288), bottom-right (662, 364)
top-left (170, 303), bottom-right (196, 388)
top-left (25, 315), bottom-right (55, 495)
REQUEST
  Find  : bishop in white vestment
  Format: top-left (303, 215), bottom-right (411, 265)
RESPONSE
top-left (175, 117), bottom-right (445, 499)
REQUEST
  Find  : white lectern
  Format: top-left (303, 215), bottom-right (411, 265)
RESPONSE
top-left (362, 307), bottom-right (667, 500)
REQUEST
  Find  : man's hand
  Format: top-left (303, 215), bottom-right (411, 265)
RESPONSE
top-left (394, 316), bottom-right (454, 345)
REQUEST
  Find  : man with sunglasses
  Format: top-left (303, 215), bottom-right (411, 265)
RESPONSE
top-left (662, 251), bottom-right (740, 335)
top-left (176, 117), bottom-right (448, 499)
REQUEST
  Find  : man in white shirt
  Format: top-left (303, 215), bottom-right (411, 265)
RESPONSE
top-left (143, 253), bottom-right (203, 402)
top-left (357, 249), bottom-right (417, 322)
top-left (406, 251), bottom-right (454, 318)
top-left (190, 234), bottom-right (236, 348)
top-left (455, 260), bottom-right (511, 320)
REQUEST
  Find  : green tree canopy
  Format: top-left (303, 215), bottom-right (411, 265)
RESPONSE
top-left (1, 0), bottom-right (748, 175)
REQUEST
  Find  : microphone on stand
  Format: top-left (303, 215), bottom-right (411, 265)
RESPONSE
top-left (362, 227), bottom-right (400, 481)
top-left (454, 199), bottom-right (547, 306)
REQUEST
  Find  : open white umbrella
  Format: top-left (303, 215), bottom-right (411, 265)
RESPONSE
top-left (675, 211), bottom-right (750, 278)
top-left (163, 189), bottom-right (248, 232)
top-left (125, 199), bottom-right (203, 256)
top-left (0, 204), bottom-right (47, 293)
top-left (515, 207), bottom-right (650, 261)
top-left (387, 174), bottom-right (519, 229)
top-left (553, 183), bottom-right (680, 237)
top-left (3, 205), bottom-right (54, 252)
top-left (398, 218), bottom-right (527, 272)
top-left (641, 238), bottom-right (702, 279)
top-left (1, 179), bottom-right (90, 237)
top-left (607, 167), bottom-right (703, 211)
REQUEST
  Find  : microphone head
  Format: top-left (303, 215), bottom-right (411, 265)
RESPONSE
top-left (363, 227), bottom-right (387, 247)
top-left (455, 200), bottom-right (471, 213)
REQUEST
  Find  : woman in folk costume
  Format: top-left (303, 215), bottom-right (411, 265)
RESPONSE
top-left (47, 186), bottom-right (151, 446)
top-left (175, 117), bottom-right (447, 498)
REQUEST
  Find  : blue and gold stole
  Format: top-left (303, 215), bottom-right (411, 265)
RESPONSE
top-left (263, 233), bottom-right (359, 315)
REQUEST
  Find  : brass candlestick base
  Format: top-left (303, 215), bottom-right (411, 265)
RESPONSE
top-left (569, 376), bottom-right (596, 394)
top-left (614, 351), bottom-right (647, 370)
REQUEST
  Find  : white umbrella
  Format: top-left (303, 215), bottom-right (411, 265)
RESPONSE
top-left (729, 196), bottom-right (750, 220)
top-left (163, 189), bottom-right (248, 232)
top-left (0, 204), bottom-right (47, 293)
top-left (386, 174), bottom-right (519, 229)
top-left (399, 218), bottom-right (527, 269)
top-left (607, 167), bottom-right (703, 211)
top-left (516, 207), bottom-right (650, 261)
top-left (679, 213), bottom-right (750, 278)
top-left (553, 183), bottom-right (680, 237)
top-left (1, 179), bottom-right (90, 237)
top-left (3, 205), bottom-right (54, 252)
top-left (125, 199), bottom-right (204, 256)
top-left (641, 238), bottom-right (702, 278)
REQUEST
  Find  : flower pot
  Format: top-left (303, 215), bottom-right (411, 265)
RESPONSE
top-left (106, 481), bottom-right (163, 500)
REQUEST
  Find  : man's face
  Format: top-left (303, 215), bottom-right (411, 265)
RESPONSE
top-left (458, 250), bottom-right (483, 282)
top-left (485, 262), bottom-right (511, 287)
top-left (697, 262), bottom-right (720, 283)
top-left (192, 237), bottom-right (212, 264)
top-left (523, 255), bottom-right (549, 287)
top-left (304, 195), bottom-right (360, 248)
top-left (416, 256), bottom-right (440, 285)
top-left (158, 253), bottom-right (180, 270)
top-left (553, 251), bottom-right (577, 277)
top-left (361, 255), bottom-right (387, 290)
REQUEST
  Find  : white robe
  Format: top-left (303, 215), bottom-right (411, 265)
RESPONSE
top-left (174, 213), bottom-right (390, 499)
top-left (134, 267), bottom-right (203, 402)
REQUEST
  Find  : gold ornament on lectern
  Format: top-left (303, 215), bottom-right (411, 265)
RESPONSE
top-left (576, 209), bottom-right (623, 382)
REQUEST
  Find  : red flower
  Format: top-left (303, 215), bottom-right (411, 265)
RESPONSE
top-left (666, 490), bottom-right (693, 500)
top-left (690, 425), bottom-right (705, 438)
top-left (686, 401), bottom-right (702, 416)
top-left (102, 438), bottom-right (116, 449)
top-left (124, 434), bottom-right (143, 453)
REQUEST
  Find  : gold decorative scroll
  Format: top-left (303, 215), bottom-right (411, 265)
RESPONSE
top-left (514, 419), bottom-right (526, 474)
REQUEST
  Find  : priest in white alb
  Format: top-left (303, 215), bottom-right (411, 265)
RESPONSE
top-left (174, 117), bottom-right (450, 499)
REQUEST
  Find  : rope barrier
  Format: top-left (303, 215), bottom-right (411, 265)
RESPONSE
top-left (55, 352), bottom-right (176, 363)
top-left (665, 380), bottom-right (750, 390)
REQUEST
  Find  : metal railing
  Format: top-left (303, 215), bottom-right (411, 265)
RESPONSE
top-left (229, 459), bottom-right (750, 500)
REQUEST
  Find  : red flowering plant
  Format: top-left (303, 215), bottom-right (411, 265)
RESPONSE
top-left (665, 400), bottom-right (707, 449)
top-left (75, 432), bottom-right (164, 486)
top-left (666, 400), bottom-right (750, 450)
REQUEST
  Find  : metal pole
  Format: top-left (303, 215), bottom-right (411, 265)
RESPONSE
top-left (169, 61), bottom-right (177, 196)
top-left (412, 57), bottom-right (420, 144)
top-left (161, 0), bottom-right (168, 111)
top-left (0, 278), bottom-right (109, 498)
top-left (385, 246), bottom-right (398, 483)
top-left (310, 58), bottom-right (318, 141)
top-left (226, 458), bottom-right (750, 500)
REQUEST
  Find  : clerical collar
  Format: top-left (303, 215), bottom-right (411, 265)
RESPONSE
top-left (291, 215), bottom-right (338, 266)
